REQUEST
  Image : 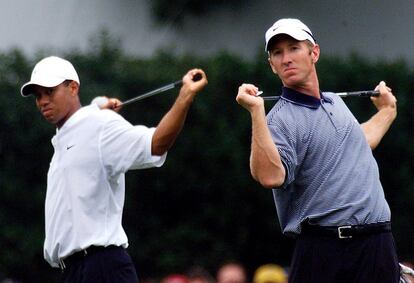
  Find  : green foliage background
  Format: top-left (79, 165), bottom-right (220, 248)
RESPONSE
top-left (0, 35), bottom-right (413, 282)
top-left (150, 0), bottom-right (243, 25)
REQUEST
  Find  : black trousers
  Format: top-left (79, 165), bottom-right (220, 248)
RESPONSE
top-left (288, 232), bottom-right (400, 283)
top-left (62, 246), bottom-right (138, 283)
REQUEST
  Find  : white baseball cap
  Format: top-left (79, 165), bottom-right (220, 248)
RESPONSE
top-left (20, 56), bottom-right (80, 97)
top-left (265, 18), bottom-right (315, 51)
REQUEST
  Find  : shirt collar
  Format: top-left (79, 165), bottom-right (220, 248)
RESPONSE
top-left (52, 104), bottom-right (98, 146)
top-left (280, 87), bottom-right (333, 109)
top-left (56, 104), bottom-right (97, 133)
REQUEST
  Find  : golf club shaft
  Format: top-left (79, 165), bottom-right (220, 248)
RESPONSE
top-left (262, 90), bottom-right (380, 101)
top-left (117, 73), bottom-right (202, 108)
top-left (336, 90), bottom-right (380, 97)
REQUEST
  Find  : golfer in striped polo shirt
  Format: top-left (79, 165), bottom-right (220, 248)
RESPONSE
top-left (236, 18), bottom-right (399, 283)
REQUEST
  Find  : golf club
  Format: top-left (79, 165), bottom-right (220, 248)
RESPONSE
top-left (261, 90), bottom-right (380, 101)
top-left (117, 73), bottom-right (202, 108)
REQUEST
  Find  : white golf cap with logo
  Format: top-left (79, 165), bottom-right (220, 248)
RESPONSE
top-left (21, 56), bottom-right (80, 97)
top-left (265, 18), bottom-right (316, 51)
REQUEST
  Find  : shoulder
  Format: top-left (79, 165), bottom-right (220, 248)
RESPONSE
top-left (83, 104), bottom-right (126, 123)
top-left (322, 91), bottom-right (347, 106)
top-left (73, 104), bottom-right (132, 134)
top-left (267, 99), bottom-right (287, 121)
top-left (265, 100), bottom-right (303, 143)
top-left (266, 99), bottom-right (302, 127)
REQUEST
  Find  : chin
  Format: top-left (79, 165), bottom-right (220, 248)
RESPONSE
top-left (284, 75), bottom-right (305, 85)
top-left (283, 80), bottom-right (301, 88)
top-left (43, 116), bottom-right (56, 125)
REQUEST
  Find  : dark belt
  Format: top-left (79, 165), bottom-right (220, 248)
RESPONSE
top-left (58, 245), bottom-right (119, 271)
top-left (301, 221), bottom-right (391, 239)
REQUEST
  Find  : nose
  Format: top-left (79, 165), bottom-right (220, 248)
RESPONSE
top-left (281, 51), bottom-right (292, 65)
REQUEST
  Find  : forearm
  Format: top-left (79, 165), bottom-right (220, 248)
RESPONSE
top-left (361, 106), bottom-right (397, 149)
top-left (151, 94), bottom-right (192, 155)
top-left (250, 106), bottom-right (285, 189)
top-left (151, 69), bottom-right (207, 155)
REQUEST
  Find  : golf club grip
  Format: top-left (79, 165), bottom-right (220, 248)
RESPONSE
top-left (173, 73), bottom-right (203, 88)
top-left (338, 90), bottom-right (380, 97)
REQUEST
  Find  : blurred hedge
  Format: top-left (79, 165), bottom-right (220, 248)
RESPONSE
top-left (0, 35), bottom-right (413, 282)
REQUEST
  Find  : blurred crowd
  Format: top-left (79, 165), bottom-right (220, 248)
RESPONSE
top-left (153, 259), bottom-right (414, 283)
top-left (153, 261), bottom-right (288, 283)
top-left (3, 260), bottom-right (414, 282)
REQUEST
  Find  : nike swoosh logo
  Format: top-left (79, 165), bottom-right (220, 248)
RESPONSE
top-left (66, 145), bottom-right (75, 150)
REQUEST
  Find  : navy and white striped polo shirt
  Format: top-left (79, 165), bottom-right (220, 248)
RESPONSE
top-left (267, 87), bottom-right (391, 236)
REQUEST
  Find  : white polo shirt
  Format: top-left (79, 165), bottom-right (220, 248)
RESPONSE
top-left (44, 104), bottom-right (166, 267)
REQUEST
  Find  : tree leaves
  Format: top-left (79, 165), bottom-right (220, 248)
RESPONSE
top-left (1, 36), bottom-right (413, 281)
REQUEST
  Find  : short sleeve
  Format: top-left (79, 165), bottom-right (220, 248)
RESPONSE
top-left (267, 116), bottom-right (298, 188)
top-left (100, 112), bottom-right (167, 177)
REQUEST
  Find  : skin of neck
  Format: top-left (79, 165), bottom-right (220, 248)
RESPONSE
top-left (56, 81), bottom-right (82, 129)
top-left (283, 68), bottom-right (320, 99)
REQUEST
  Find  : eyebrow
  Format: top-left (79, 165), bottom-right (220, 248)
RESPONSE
top-left (32, 86), bottom-right (55, 96)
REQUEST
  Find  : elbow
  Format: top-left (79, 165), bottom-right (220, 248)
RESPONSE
top-left (259, 176), bottom-right (285, 189)
top-left (368, 140), bottom-right (379, 150)
top-left (151, 134), bottom-right (176, 156)
top-left (252, 169), bottom-right (285, 189)
top-left (364, 134), bottom-right (379, 150)
top-left (151, 144), bottom-right (168, 156)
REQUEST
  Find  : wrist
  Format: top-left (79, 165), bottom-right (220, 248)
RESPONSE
top-left (250, 103), bottom-right (266, 118)
top-left (176, 90), bottom-right (195, 106)
top-left (378, 105), bottom-right (397, 120)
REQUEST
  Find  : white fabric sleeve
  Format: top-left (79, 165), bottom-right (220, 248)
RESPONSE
top-left (100, 114), bottom-right (167, 177)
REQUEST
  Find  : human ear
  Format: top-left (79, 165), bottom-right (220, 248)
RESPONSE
top-left (268, 56), bottom-right (278, 75)
top-left (69, 81), bottom-right (80, 96)
top-left (311, 44), bottom-right (320, 64)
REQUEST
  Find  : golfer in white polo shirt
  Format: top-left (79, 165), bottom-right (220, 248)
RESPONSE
top-left (20, 56), bottom-right (208, 282)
